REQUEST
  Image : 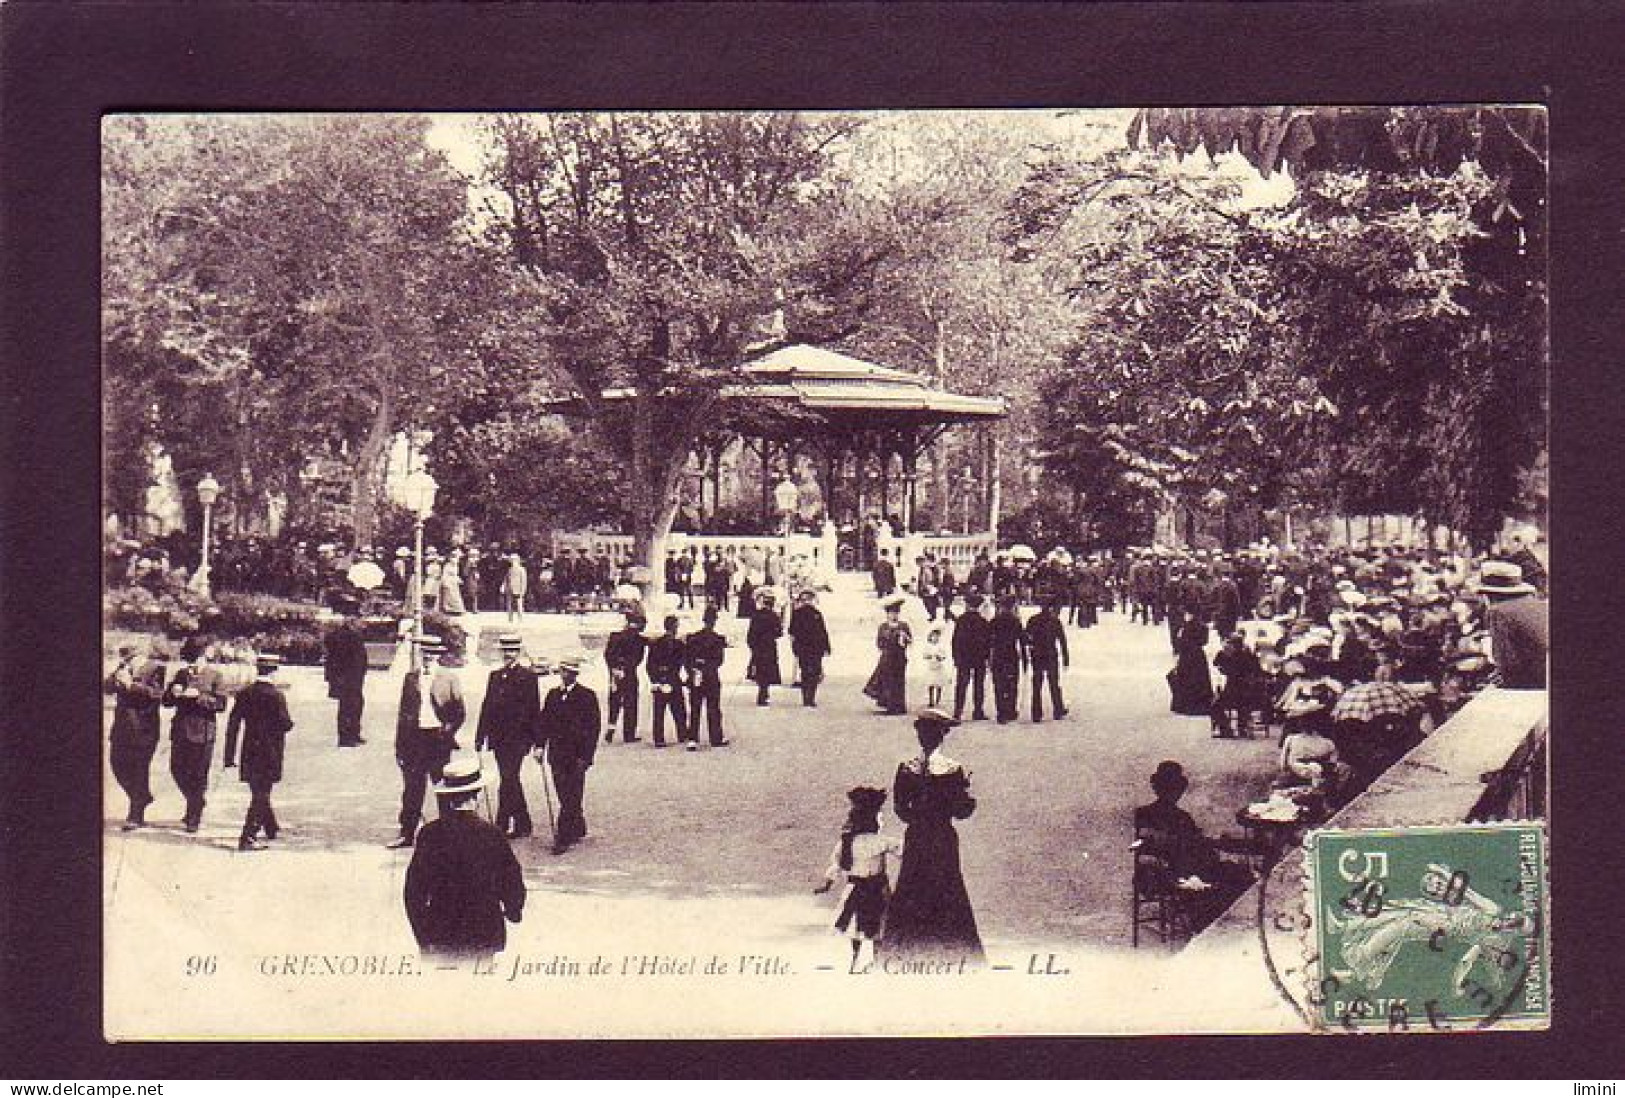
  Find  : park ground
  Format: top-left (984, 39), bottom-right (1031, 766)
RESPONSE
top-left (104, 580), bottom-right (1297, 1038)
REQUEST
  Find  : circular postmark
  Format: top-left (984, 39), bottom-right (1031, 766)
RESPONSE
top-left (1253, 833), bottom-right (1546, 1034)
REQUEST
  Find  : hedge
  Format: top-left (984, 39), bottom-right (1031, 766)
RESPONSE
top-left (104, 580), bottom-right (466, 666)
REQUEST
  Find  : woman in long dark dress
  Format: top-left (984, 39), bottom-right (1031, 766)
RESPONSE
top-left (881, 709), bottom-right (984, 966)
top-left (862, 596), bottom-right (912, 715)
top-left (1167, 611), bottom-right (1215, 716)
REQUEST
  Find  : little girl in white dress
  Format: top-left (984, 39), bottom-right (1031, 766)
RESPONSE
top-left (920, 626), bottom-right (951, 709)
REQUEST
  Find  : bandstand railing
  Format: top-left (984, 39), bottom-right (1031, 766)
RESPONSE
top-left (552, 527), bottom-right (997, 587)
top-left (552, 530), bottom-right (838, 583)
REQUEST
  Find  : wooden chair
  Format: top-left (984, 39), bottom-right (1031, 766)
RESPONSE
top-left (1130, 825), bottom-right (1200, 949)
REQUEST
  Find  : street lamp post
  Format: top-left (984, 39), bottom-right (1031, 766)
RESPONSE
top-left (402, 470), bottom-right (438, 654)
top-left (774, 475), bottom-right (798, 577)
top-left (193, 473), bottom-right (221, 597)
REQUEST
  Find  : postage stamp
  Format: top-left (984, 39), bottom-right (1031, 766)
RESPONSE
top-left (1304, 822), bottom-right (1549, 1033)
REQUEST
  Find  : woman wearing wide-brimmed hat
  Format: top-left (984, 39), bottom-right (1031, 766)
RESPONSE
top-left (880, 709), bottom-right (983, 966)
top-left (862, 593), bottom-right (912, 715)
top-left (403, 756), bottom-right (525, 965)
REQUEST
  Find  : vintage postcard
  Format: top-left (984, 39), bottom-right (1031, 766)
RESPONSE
top-left (100, 106), bottom-right (1549, 1038)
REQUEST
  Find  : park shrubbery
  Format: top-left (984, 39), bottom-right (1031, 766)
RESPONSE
top-left (104, 576), bottom-right (465, 665)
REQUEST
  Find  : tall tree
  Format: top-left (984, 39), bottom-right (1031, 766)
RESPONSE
top-left (103, 114), bottom-right (482, 546)
top-left (1013, 149), bottom-right (1335, 547)
top-left (1129, 106), bottom-right (1547, 546)
top-left (479, 112), bottom-right (891, 597)
top-left (838, 113), bottom-right (1096, 524)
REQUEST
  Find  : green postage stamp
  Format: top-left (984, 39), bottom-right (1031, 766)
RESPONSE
top-left (1305, 822), bottom-right (1549, 1033)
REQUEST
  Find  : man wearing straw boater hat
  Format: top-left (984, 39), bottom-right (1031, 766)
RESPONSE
top-left (1476, 559), bottom-right (1548, 690)
top-left (387, 634), bottom-right (460, 849)
top-left (403, 756), bottom-right (525, 964)
top-left (475, 633), bottom-right (543, 840)
top-left (226, 653), bottom-right (294, 852)
top-left (536, 653), bottom-right (600, 854)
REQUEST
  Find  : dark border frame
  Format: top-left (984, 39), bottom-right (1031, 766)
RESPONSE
top-left (3, 0), bottom-right (1622, 1079)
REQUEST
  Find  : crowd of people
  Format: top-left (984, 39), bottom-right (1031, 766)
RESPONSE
top-left (106, 519), bottom-right (1547, 958)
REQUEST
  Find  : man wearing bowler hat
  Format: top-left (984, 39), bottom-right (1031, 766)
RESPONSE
top-left (227, 653), bottom-right (295, 851)
top-left (788, 590), bottom-right (832, 708)
top-left (536, 653), bottom-right (600, 854)
top-left (404, 757), bottom-right (525, 964)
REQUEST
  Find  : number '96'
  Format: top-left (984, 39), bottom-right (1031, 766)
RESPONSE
top-left (185, 955), bottom-right (218, 976)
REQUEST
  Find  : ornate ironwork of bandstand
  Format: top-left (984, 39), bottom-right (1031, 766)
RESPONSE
top-left (555, 343), bottom-right (1007, 575)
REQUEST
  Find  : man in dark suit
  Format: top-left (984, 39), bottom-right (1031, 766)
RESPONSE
top-left (1023, 601), bottom-right (1070, 722)
top-left (324, 614), bottom-right (370, 747)
top-left (645, 615), bottom-right (688, 747)
top-left (227, 653), bottom-right (295, 851)
top-left (105, 641), bottom-right (167, 830)
top-left (603, 611), bottom-right (648, 743)
top-left (951, 593), bottom-right (992, 721)
top-left (536, 654), bottom-right (600, 854)
top-left (1479, 561), bottom-right (1549, 689)
top-left (388, 635), bottom-right (458, 849)
top-left (872, 548), bottom-right (898, 599)
top-left (475, 634), bottom-right (543, 839)
top-left (988, 595), bottom-right (1028, 724)
top-left (1210, 569), bottom-right (1243, 641)
top-left (683, 605), bottom-right (730, 749)
top-left (675, 548), bottom-right (696, 609)
top-left (404, 757), bottom-right (525, 965)
top-left (163, 636), bottom-right (228, 833)
top-left (788, 590), bottom-right (832, 707)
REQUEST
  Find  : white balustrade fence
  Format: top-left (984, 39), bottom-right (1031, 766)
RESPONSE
top-left (552, 529), bottom-right (841, 585)
top-left (552, 527), bottom-right (995, 586)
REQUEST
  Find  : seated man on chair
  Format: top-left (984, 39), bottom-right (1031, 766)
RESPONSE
top-left (1133, 760), bottom-right (1256, 932)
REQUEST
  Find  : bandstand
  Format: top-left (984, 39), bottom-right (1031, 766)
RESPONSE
top-left (553, 344), bottom-right (1007, 584)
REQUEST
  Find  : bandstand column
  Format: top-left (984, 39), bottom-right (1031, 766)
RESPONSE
top-left (900, 428), bottom-right (919, 535)
top-left (878, 443), bottom-right (891, 525)
top-left (758, 438), bottom-right (774, 527)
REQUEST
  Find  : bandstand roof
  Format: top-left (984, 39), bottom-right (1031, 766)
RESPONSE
top-left (552, 344), bottom-right (1006, 433)
top-left (728, 344), bottom-right (1007, 427)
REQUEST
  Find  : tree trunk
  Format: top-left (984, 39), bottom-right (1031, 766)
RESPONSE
top-left (626, 394), bottom-right (692, 618)
top-left (350, 390), bottom-right (393, 550)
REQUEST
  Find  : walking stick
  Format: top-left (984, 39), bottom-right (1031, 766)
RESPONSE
top-left (479, 753), bottom-right (496, 826)
top-left (538, 752), bottom-right (558, 843)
